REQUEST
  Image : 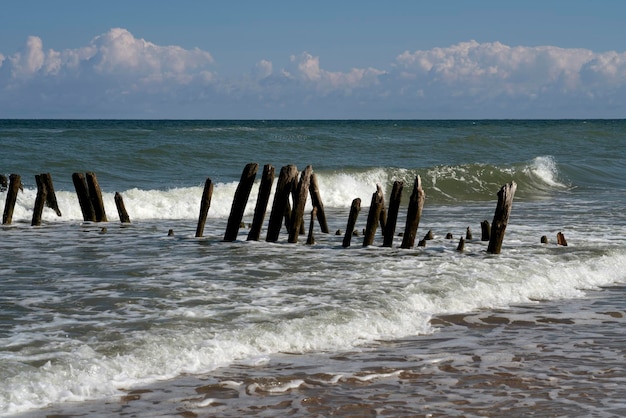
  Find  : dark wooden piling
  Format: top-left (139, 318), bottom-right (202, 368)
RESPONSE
top-left (557, 232), bottom-right (568, 246)
top-left (31, 174), bottom-right (48, 226)
top-left (363, 184), bottom-right (384, 247)
top-left (39, 173), bottom-right (61, 217)
top-left (541, 235), bottom-right (549, 244)
top-left (266, 165), bottom-right (299, 242)
top-left (307, 207), bottom-right (317, 245)
top-left (466, 227), bottom-right (473, 240)
top-left (383, 180), bottom-right (403, 247)
top-left (247, 164), bottom-right (275, 241)
top-left (224, 163), bottom-right (259, 242)
top-left (86, 172), bottom-right (107, 222)
top-left (288, 165), bottom-right (313, 243)
top-left (487, 181), bottom-right (517, 254)
top-left (400, 175), bottom-right (425, 249)
top-left (2, 174), bottom-right (21, 225)
top-left (114, 192), bottom-right (131, 224)
top-left (342, 198), bottom-right (361, 248)
top-left (378, 185), bottom-right (387, 233)
top-left (72, 173), bottom-right (95, 222)
top-left (195, 177), bottom-right (214, 237)
top-left (457, 237), bottom-right (465, 251)
top-left (309, 173), bottom-right (329, 233)
top-left (480, 220), bottom-right (491, 241)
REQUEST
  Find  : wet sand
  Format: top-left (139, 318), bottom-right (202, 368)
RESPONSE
top-left (15, 286), bottom-right (626, 417)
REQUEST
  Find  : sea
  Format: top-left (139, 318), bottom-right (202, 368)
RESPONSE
top-left (1, 119), bottom-right (625, 417)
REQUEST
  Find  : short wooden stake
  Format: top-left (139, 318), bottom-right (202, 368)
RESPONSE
top-left (456, 237), bottom-right (465, 252)
top-left (383, 180), bottom-right (404, 247)
top-left (309, 173), bottom-right (329, 233)
top-left (224, 163), bottom-right (259, 241)
top-left (72, 173), bottom-right (95, 221)
top-left (466, 227), bottom-right (473, 240)
top-left (2, 174), bottom-right (21, 225)
top-left (342, 198), bottom-right (361, 248)
top-left (541, 235), bottom-right (549, 244)
top-left (306, 207), bottom-right (317, 245)
top-left (266, 165), bottom-right (299, 242)
top-left (31, 174), bottom-right (48, 226)
top-left (423, 229), bottom-right (434, 240)
top-left (401, 175), bottom-right (425, 249)
top-left (557, 232), bottom-right (568, 246)
top-left (487, 181), bottom-right (517, 254)
top-left (288, 165), bottom-right (313, 243)
top-left (480, 220), bottom-right (491, 241)
top-left (363, 184), bottom-right (384, 247)
top-left (247, 164), bottom-right (275, 241)
top-left (86, 172), bottom-right (107, 222)
top-left (114, 192), bottom-right (131, 224)
top-left (195, 177), bottom-right (214, 237)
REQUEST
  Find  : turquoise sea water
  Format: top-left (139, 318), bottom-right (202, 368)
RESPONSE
top-left (1, 120), bottom-right (625, 416)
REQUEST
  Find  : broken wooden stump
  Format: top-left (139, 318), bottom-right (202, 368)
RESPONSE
top-left (309, 173), bottom-right (329, 234)
top-left (541, 235), bottom-right (549, 244)
top-left (266, 165), bottom-right (299, 242)
top-left (557, 232), bottom-right (568, 246)
top-left (247, 164), bottom-right (275, 241)
top-left (457, 237), bottom-right (465, 252)
top-left (224, 163), bottom-right (259, 242)
top-left (383, 180), bottom-right (404, 248)
top-left (481, 220), bottom-right (491, 241)
top-left (289, 165), bottom-right (313, 243)
top-left (307, 207), bottom-right (317, 245)
top-left (342, 198), bottom-right (361, 248)
top-left (487, 181), bottom-right (517, 254)
top-left (401, 175), bottom-right (425, 249)
top-left (2, 174), bottom-right (21, 225)
top-left (31, 174), bottom-right (48, 226)
top-left (195, 177), bottom-right (214, 237)
top-left (72, 173), bottom-right (96, 222)
top-left (363, 184), bottom-right (384, 247)
top-left (86, 172), bottom-right (107, 222)
top-left (423, 230), bottom-right (434, 241)
top-left (114, 192), bottom-right (131, 224)
top-left (466, 227), bottom-right (473, 240)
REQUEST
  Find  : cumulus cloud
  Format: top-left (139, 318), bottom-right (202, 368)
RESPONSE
top-left (1, 31), bottom-right (625, 118)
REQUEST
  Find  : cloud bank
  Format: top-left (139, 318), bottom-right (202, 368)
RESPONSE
top-left (1, 28), bottom-right (625, 118)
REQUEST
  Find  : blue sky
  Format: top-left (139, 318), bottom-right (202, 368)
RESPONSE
top-left (1, 1), bottom-right (625, 119)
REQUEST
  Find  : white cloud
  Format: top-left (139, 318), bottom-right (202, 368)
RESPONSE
top-left (1, 32), bottom-right (625, 118)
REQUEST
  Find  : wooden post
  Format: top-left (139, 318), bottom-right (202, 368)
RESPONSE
top-left (195, 177), bottom-right (214, 237)
top-left (288, 165), bottom-right (313, 243)
top-left (2, 174), bottom-right (21, 225)
top-left (0, 174), bottom-right (7, 191)
top-left (224, 163), bottom-right (259, 241)
top-left (342, 198), bottom-right (361, 248)
top-left (378, 185), bottom-right (387, 233)
top-left (306, 207), bottom-right (317, 245)
top-left (466, 227), bottom-right (473, 240)
top-left (309, 173), bottom-right (329, 233)
top-left (114, 192), bottom-right (131, 224)
top-left (487, 181), bottom-right (517, 254)
top-left (72, 173), bottom-right (95, 222)
top-left (457, 237), bottom-right (465, 252)
top-left (266, 165), bottom-right (298, 242)
top-left (480, 220), bottom-right (491, 241)
top-left (401, 175), bottom-right (425, 249)
top-left (363, 184), bottom-right (384, 247)
top-left (383, 181), bottom-right (403, 247)
top-left (86, 172), bottom-right (107, 222)
top-left (557, 232), bottom-right (568, 246)
top-left (31, 174), bottom-right (48, 226)
top-left (39, 173), bottom-right (61, 217)
top-left (247, 164), bottom-right (275, 241)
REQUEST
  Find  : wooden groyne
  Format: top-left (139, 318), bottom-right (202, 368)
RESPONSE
top-left (2, 164), bottom-right (564, 254)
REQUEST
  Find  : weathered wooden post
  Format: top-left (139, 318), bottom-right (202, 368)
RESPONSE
top-left (247, 164), bottom-right (275, 241)
top-left (266, 165), bottom-right (298, 242)
top-left (363, 184), bottom-right (384, 247)
top-left (383, 180), bottom-right (403, 247)
top-left (195, 177), bottom-right (214, 237)
top-left (114, 192), bottom-right (131, 224)
top-left (487, 181), bottom-right (517, 254)
top-left (288, 165), bottom-right (313, 243)
top-left (307, 207), bottom-right (317, 245)
top-left (224, 163), bottom-right (259, 241)
top-left (342, 198), bottom-right (361, 248)
top-left (39, 173), bottom-right (61, 217)
top-left (31, 174), bottom-right (48, 226)
top-left (456, 237), bottom-right (465, 252)
top-left (2, 174), bottom-right (21, 225)
top-left (72, 173), bottom-right (96, 222)
top-left (466, 227), bottom-right (472, 240)
top-left (86, 172), bottom-right (107, 222)
top-left (480, 220), bottom-right (491, 241)
top-left (557, 232), bottom-right (568, 246)
top-left (401, 175), bottom-right (425, 249)
top-left (309, 173), bottom-right (329, 233)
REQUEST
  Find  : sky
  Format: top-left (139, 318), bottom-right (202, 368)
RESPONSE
top-left (1, 1), bottom-right (625, 119)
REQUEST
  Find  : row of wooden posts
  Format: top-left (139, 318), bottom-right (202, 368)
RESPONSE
top-left (2, 164), bottom-right (523, 254)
